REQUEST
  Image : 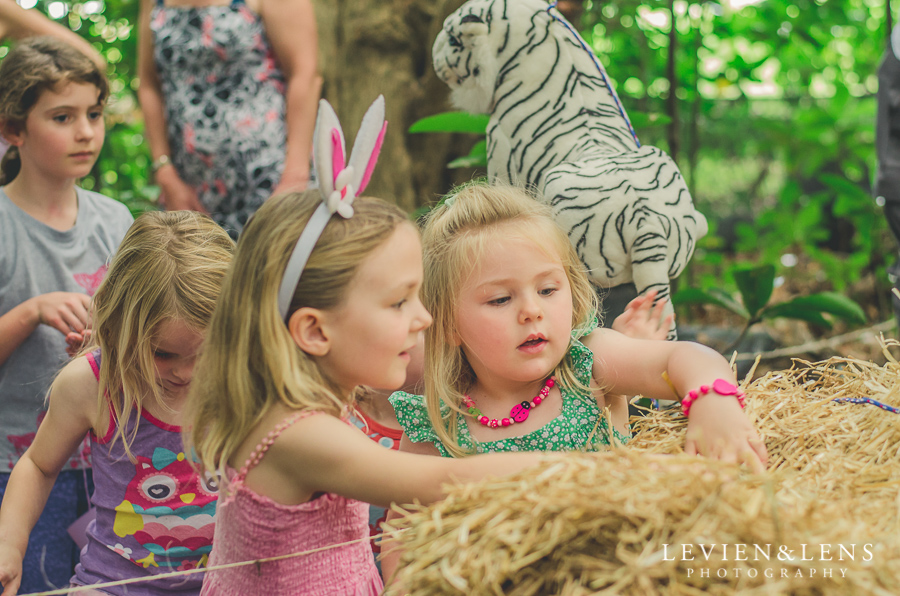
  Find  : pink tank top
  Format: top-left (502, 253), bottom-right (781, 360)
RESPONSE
top-left (200, 412), bottom-right (383, 596)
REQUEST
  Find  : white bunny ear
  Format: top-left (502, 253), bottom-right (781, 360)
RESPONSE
top-left (313, 98), bottom-right (346, 198)
top-left (278, 96), bottom-right (385, 319)
top-left (346, 95), bottom-right (388, 196)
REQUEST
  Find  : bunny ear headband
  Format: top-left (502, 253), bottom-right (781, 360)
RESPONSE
top-left (277, 95), bottom-right (388, 319)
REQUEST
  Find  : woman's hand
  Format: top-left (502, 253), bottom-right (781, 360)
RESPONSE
top-left (272, 171), bottom-right (310, 197)
top-left (155, 165), bottom-right (208, 213)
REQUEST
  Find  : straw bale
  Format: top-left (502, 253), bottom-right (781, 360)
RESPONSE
top-left (385, 346), bottom-right (900, 594)
top-left (385, 452), bottom-right (899, 594)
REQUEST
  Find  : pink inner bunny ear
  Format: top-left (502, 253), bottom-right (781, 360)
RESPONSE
top-left (356, 121), bottom-right (388, 195)
top-left (331, 128), bottom-right (345, 186)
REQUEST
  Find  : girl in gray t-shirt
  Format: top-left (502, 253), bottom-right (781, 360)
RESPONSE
top-left (0, 37), bottom-right (133, 593)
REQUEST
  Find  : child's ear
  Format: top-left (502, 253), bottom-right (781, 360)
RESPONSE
top-left (287, 307), bottom-right (330, 356)
top-left (0, 119), bottom-right (23, 146)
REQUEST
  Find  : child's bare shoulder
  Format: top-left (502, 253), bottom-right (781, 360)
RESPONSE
top-left (43, 354), bottom-right (103, 436)
top-left (51, 355), bottom-right (100, 409)
top-left (250, 409), bottom-right (348, 465)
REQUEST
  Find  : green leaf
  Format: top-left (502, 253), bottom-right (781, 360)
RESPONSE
top-left (760, 303), bottom-right (833, 328)
top-left (448, 140), bottom-right (488, 169)
top-left (408, 112), bottom-right (490, 134)
top-left (817, 173), bottom-right (872, 204)
top-left (762, 292), bottom-right (866, 325)
top-left (732, 264), bottom-right (775, 317)
top-left (671, 287), bottom-right (750, 319)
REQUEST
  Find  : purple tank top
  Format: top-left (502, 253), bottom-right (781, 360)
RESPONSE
top-left (72, 349), bottom-right (217, 595)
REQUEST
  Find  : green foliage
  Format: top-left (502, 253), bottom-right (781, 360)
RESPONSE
top-left (673, 262), bottom-right (867, 351)
top-left (448, 140), bottom-right (487, 169)
top-left (671, 286), bottom-right (749, 318)
top-left (409, 111), bottom-right (489, 168)
top-left (408, 111), bottom-right (489, 134)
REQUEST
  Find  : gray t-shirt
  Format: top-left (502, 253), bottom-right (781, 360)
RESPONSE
top-left (0, 187), bottom-right (133, 471)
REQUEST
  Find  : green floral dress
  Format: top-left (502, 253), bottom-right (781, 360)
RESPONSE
top-left (389, 319), bottom-right (630, 457)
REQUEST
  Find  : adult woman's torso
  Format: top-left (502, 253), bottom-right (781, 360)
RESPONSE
top-left (150, 0), bottom-right (287, 234)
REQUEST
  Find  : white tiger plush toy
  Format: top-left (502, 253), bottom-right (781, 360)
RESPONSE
top-left (433, 0), bottom-right (708, 338)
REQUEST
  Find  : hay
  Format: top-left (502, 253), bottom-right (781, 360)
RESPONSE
top-left (384, 342), bottom-right (900, 594)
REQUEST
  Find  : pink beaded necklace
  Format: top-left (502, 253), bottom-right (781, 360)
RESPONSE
top-left (461, 376), bottom-right (555, 428)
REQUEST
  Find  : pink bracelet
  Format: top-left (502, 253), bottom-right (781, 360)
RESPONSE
top-left (681, 379), bottom-right (746, 418)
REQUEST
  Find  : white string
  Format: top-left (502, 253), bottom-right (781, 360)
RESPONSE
top-left (20, 528), bottom-right (409, 596)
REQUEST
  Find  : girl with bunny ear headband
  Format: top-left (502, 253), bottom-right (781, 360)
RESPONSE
top-left (187, 97), bottom-right (550, 594)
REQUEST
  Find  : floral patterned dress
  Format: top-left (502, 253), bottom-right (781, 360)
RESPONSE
top-left (150, 0), bottom-right (287, 236)
top-left (390, 319), bottom-right (631, 456)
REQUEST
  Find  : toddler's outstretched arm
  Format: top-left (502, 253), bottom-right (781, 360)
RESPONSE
top-left (611, 289), bottom-right (673, 341)
top-left (584, 330), bottom-right (767, 472)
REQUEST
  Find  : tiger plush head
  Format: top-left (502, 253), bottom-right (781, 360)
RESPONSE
top-left (433, 0), bottom-right (566, 114)
top-left (432, 5), bottom-right (496, 114)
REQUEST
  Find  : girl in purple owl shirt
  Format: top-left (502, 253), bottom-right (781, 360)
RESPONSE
top-left (0, 211), bottom-right (234, 595)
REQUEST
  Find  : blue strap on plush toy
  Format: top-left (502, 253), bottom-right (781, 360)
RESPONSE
top-left (544, 1), bottom-right (640, 147)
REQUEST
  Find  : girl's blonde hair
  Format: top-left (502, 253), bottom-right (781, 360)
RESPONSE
top-left (421, 182), bottom-right (599, 457)
top-left (91, 211), bottom-right (234, 460)
top-left (187, 191), bottom-right (409, 478)
top-left (0, 36), bottom-right (109, 185)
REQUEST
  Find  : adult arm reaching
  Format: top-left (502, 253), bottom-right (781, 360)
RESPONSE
top-left (0, 0), bottom-right (104, 68)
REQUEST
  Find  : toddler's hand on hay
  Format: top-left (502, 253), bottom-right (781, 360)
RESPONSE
top-left (0, 542), bottom-right (23, 596)
top-left (684, 396), bottom-right (767, 473)
top-left (612, 290), bottom-right (673, 341)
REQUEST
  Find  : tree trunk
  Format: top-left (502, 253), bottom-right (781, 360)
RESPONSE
top-left (666, 0), bottom-right (679, 163)
top-left (313, 0), bottom-right (472, 212)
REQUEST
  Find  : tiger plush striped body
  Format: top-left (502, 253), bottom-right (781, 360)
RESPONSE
top-left (433, 0), bottom-right (708, 337)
